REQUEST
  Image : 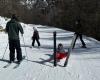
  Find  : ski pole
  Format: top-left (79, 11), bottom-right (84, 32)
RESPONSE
top-left (53, 31), bottom-right (57, 67)
top-left (22, 36), bottom-right (28, 60)
top-left (2, 43), bottom-right (8, 59)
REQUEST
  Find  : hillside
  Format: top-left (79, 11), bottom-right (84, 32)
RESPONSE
top-left (0, 16), bottom-right (100, 80)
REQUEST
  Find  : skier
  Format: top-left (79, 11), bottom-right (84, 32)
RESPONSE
top-left (5, 14), bottom-right (24, 63)
top-left (47, 43), bottom-right (68, 62)
top-left (56, 43), bottom-right (65, 53)
top-left (56, 43), bottom-right (68, 61)
top-left (72, 19), bottom-right (86, 49)
top-left (32, 27), bottom-right (40, 47)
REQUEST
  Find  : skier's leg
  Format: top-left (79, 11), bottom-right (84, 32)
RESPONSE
top-left (32, 38), bottom-right (35, 46)
top-left (9, 40), bottom-right (15, 62)
top-left (36, 38), bottom-right (40, 46)
top-left (15, 40), bottom-right (22, 61)
top-left (79, 34), bottom-right (86, 48)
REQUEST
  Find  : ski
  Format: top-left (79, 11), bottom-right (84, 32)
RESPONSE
top-left (70, 33), bottom-right (77, 49)
top-left (3, 63), bottom-right (12, 68)
top-left (13, 56), bottom-right (25, 69)
top-left (3, 56), bottom-right (25, 68)
top-left (13, 64), bottom-right (20, 69)
top-left (64, 34), bottom-right (77, 67)
top-left (64, 49), bottom-right (70, 67)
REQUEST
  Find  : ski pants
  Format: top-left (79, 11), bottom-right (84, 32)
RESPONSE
top-left (9, 39), bottom-right (22, 61)
top-left (32, 38), bottom-right (40, 46)
top-left (72, 33), bottom-right (86, 48)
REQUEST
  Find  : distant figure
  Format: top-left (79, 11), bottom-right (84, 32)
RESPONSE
top-left (32, 27), bottom-right (40, 47)
top-left (5, 14), bottom-right (24, 63)
top-left (73, 19), bottom-right (86, 49)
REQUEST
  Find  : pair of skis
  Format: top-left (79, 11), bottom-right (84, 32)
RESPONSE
top-left (3, 56), bottom-right (25, 68)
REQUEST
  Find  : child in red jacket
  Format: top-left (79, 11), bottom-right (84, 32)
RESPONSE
top-left (47, 43), bottom-right (68, 62)
top-left (56, 43), bottom-right (68, 60)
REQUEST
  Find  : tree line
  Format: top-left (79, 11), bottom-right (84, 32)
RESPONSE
top-left (0, 0), bottom-right (100, 40)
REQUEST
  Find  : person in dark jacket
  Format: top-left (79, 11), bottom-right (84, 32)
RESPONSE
top-left (32, 27), bottom-right (40, 47)
top-left (5, 14), bottom-right (24, 63)
top-left (72, 19), bottom-right (86, 49)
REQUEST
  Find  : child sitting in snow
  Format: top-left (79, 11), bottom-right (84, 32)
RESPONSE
top-left (56, 43), bottom-right (68, 61)
top-left (47, 43), bottom-right (68, 62)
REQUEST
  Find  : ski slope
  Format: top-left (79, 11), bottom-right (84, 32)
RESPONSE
top-left (0, 16), bottom-right (100, 80)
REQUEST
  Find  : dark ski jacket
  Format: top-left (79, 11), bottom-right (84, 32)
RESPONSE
top-left (74, 19), bottom-right (82, 34)
top-left (6, 19), bottom-right (24, 40)
top-left (32, 30), bottom-right (40, 40)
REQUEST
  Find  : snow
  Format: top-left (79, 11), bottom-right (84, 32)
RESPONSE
top-left (0, 16), bottom-right (100, 80)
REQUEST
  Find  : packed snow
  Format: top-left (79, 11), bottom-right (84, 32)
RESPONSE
top-left (0, 16), bottom-right (100, 80)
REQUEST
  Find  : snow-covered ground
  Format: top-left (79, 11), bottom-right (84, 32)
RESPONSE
top-left (0, 16), bottom-right (100, 80)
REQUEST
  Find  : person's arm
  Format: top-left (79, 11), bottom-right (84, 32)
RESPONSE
top-left (18, 23), bottom-right (24, 35)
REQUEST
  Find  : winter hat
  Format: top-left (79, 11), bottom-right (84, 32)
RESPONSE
top-left (11, 14), bottom-right (18, 21)
top-left (58, 43), bottom-right (63, 48)
top-left (33, 27), bottom-right (37, 31)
